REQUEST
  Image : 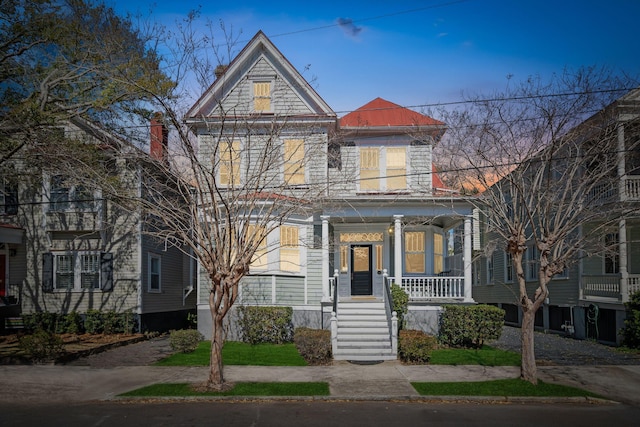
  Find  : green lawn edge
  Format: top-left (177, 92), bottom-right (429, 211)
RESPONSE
top-left (119, 382), bottom-right (330, 397)
top-left (411, 378), bottom-right (602, 398)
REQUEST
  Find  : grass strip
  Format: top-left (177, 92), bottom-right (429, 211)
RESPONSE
top-left (429, 346), bottom-right (521, 366)
top-left (155, 341), bottom-right (307, 366)
top-left (119, 382), bottom-right (329, 397)
top-left (412, 378), bottom-right (601, 398)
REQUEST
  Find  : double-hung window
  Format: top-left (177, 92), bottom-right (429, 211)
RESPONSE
top-left (284, 139), bottom-right (305, 185)
top-left (433, 233), bottom-right (444, 274)
top-left (46, 252), bottom-right (110, 291)
top-left (280, 225), bottom-right (300, 272)
top-left (49, 175), bottom-right (96, 211)
top-left (0, 178), bottom-right (18, 215)
top-left (219, 140), bottom-right (240, 186)
top-left (359, 147), bottom-right (407, 191)
top-left (405, 231), bottom-right (425, 274)
top-left (604, 232), bottom-right (619, 274)
top-left (148, 254), bottom-right (161, 292)
top-left (253, 81), bottom-right (271, 112)
top-left (526, 245), bottom-right (539, 281)
top-left (248, 224), bottom-right (268, 270)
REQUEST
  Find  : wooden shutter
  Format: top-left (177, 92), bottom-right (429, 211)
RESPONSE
top-left (100, 252), bottom-right (114, 291)
top-left (42, 253), bottom-right (53, 292)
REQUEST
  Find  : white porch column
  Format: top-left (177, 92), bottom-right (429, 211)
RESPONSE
top-left (463, 215), bottom-right (474, 302)
top-left (620, 218), bottom-right (629, 302)
top-left (321, 215), bottom-right (330, 302)
top-left (393, 215), bottom-right (403, 286)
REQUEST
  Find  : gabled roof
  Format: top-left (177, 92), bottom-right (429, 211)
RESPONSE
top-left (186, 31), bottom-right (335, 120)
top-left (340, 97), bottom-right (444, 128)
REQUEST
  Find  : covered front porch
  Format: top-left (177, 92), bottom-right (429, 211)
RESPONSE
top-left (320, 202), bottom-right (475, 304)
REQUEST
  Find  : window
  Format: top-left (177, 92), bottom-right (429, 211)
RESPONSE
top-left (148, 254), bottom-right (161, 292)
top-left (0, 178), bottom-right (18, 215)
top-left (375, 244), bottom-right (383, 272)
top-left (280, 225), bottom-right (300, 272)
top-left (405, 231), bottom-right (425, 274)
top-left (220, 140), bottom-right (240, 185)
top-left (49, 175), bottom-right (96, 211)
top-left (284, 139), bottom-right (305, 185)
top-left (505, 252), bottom-right (514, 282)
top-left (433, 233), bottom-right (444, 274)
top-left (44, 252), bottom-right (111, 291)
top-left (360, 148), bottom-right (380, 190)
top-left (526, 245), bottom-right (539, 281)
top-left (604, 232), bottom-right (619, 274)
top-left (253, 81), bottom-right (271, 111)
top-left (487, 252), bottom-right (494, 284)
top-left (249, 225), bottom-right (267, 270)
top-left (359, 147), bottom-right (408, 191)
top-left (340, 245), bottom-right (348, 272)
top-left (386, 148), bottom-right (406, 190)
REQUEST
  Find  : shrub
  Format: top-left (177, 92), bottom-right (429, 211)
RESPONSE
top-left (84, 309), bottom-right (103, 334)
top-left (169, 329), bottom-right (204, 353)
top-left (398, 329), bottom-right (438, 364)
top-left (390, 284), bottom-right (409, 330)
top-left (293, 328), bottom-right (332, 365)
top-left (622, 291), bottom-right (640, 348)
top-left (21, 312), bottom-right (59, 333)
top-left (439, 305), bottom-right (505, 349)
top-left (58, 312), bottom-right (83, 334)
top-left (19, 330), bottom-right (65, 363)
top-left (238, 306), bottom-right (294, 344)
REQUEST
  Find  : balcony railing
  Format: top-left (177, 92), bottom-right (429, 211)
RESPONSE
top-left (624, 176), bottom-right (640, 201)
top-left (390, 276), bottom-right (465, 300)
top-left (582, 274), bottom-right (640, 301)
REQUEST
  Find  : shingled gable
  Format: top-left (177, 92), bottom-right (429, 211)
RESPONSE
top-left (186, 31), bottom-right (335, 120)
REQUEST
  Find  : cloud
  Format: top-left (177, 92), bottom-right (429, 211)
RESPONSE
top-left (437, 32), bottom-right (449, 38)
top-left (336, 17), bottom-right (362, 37)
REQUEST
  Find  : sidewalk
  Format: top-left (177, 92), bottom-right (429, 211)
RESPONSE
top-left (2, 361), bottom-right (640, 405)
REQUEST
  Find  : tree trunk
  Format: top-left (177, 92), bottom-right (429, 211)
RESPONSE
top-left (206, 314), bottom-right (228, 390)
top-left (520, 308), bottom-right (537, 384)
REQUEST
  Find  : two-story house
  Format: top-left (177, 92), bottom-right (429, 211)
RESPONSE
top-left (472, 87), bottom-right (640, 345)
top-left (188, 31), bottom-right (476, 360)
top-left (0, 116), bottom-right (196, 332)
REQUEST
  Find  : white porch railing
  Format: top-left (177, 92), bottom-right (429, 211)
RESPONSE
top-left (624, 176), bottom-right (640, 201)
top-left (390, 276), bottom-right (465, 300)
top-left (582, 274), bottom-right (640, 301)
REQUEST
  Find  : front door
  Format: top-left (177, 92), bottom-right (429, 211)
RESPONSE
top-left (351, 245), bottom-right (372, 296)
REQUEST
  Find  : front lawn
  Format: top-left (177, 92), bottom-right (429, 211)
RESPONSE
top-left (119, 382), bottom-right (329, 397)
top-left (429, 345), bottom-right (521, 366)
top-left (155, 341), bottom-right (307, 366)
top-left (412, 378), bottom-right (601, 398)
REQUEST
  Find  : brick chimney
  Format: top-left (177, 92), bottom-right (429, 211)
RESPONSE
top-left (150, 112), bottom-right (168, 164)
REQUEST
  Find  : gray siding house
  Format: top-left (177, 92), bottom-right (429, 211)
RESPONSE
top-left (0, 117), bottom-right (196, 332)
top-left (188, 31), bottom-right (477, 360)
top-left (473, 88), bottom-right (640, 345)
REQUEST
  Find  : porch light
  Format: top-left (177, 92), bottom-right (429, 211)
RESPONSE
top-left (388, 224), bottom-right (394, 234)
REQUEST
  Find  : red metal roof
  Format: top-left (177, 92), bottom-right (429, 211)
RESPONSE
top-left (340, 98), bottom-right (444, 128)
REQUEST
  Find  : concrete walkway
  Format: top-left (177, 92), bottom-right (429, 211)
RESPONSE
top-left (2, 362), bottom-right (640, 405)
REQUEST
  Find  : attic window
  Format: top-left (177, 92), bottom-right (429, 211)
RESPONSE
top-left (253, 81), bottom-right (271, 112)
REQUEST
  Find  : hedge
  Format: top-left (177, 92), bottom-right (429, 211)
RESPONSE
top-left (439, 304), bottom-right (505, 349)
top-left (237, 306), bottom-right (294, 344)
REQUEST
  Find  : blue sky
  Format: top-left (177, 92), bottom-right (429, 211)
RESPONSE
top-left (110, 0), bottom-right (639, 115)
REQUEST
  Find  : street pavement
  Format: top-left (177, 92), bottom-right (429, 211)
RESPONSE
top-left (2, 334), bottom-right (640, 406)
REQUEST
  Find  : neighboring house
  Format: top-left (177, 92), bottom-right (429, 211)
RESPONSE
top-left (0, 117), bottom-right (196, 333)
top-left (188, 31), bottom-right (476, 360)
top-left (472, 88), bottom-right (640, 345)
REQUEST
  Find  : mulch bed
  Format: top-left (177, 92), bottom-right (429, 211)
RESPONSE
top-left (0, 332), bottom-right (146, 365)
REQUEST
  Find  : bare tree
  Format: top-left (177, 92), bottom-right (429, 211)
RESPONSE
top-left (435, 68), bottom-right (639, 383)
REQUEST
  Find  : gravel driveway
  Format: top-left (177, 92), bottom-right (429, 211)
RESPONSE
top-left (491, 326), bottom-right (640, 365)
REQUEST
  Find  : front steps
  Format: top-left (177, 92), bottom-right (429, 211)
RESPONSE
top-left (333, 299), bottom-right (396, 361)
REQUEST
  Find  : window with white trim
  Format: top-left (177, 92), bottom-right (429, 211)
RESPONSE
top-left (280, 225), bottom-right (300, 272)
top-left (148, 254), bottom-right (161, 292)
top-left (253, 81), bottom-right (271, 112)
top-left (505, 252), bottom-right (514, 283)
top-left (284, 139), bottom-right (305, 185)
top-left (0, 178), bottom-right (18, 215)
top-left (487, 252), bottom-right (494, 284)
top-left (249, 224), bottom-right (267, 270)
top-left (49, 252), bottom-right (105, 290)
top-left (359, 147), bottom-right (408, 191)
top-left (49, 175), bottom-right (97, 211)
top-left (405, 231), bottom-right (425, 274)
top-left (433, 233), bottom-right (444, 274)
top-left (604, 232), bottom-right (619, 274)
top-left (526, 245), bottom-right (539, 281)
top-left (219, 140), bottom-right (241, 186)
